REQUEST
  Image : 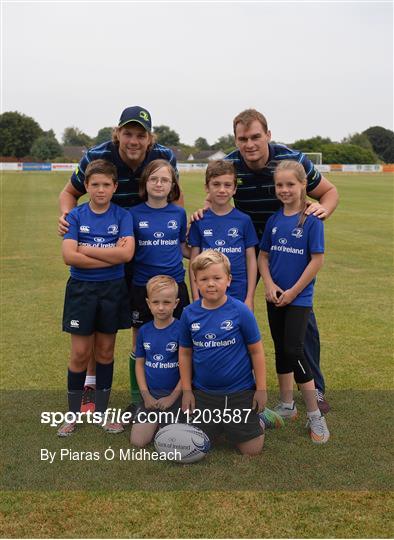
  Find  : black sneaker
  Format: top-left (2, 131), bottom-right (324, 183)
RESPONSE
top-left (315, 389), bottom-right (330, 414)
top-left (80, 385), bottom-right (95, 413)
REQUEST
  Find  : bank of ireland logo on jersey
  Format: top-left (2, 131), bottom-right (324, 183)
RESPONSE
top-left (279, 238), bottom-right (287, 245)
top-left (94, 237), bottom-right (105, 243)
top-left (215, 239), bottom-right (225, 247)
top-left (80, 225), bottom-right (90, 233)
top-left (108, 224), bottom-right (118, 235)
top-left (228, 228), bottom-right (239, 238)
top-left (166, 342), bottom-right (178, 352)
top-left (167, 220), bottom-right (178, 230)
top-left (191, 322), bottom-right (200, 332)
top-left (153, 354), bottom-right (164, 362)
top-left (291, 227), bottom-right (303, 239)
top-left (220, 320), bottom-right (234, 331)
top-left (205, 333), bottom-right (216, 340)
top-left (154, 231), bottom-right (164, 238)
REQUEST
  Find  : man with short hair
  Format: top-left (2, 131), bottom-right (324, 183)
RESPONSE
top-left (59, 106), bottom-right (181, 415)
top-left (225, 108), bottom-right (339, 412)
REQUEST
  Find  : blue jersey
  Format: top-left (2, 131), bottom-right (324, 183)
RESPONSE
top-left (260, 209), bottom-right (324, 307)
top-left (135, 319), bottom-right (181, 398)
top-left (179, 296), bottom-right (261, 394)
top-left (188, 208), bottom-right (258, 301)
top-left (70, 141), bottom-right (177, 209)
top-left (129, 203), bottom-right (187, 285)
top-left (225, 144), bottom-right (321, 238)
top-left (64, 202), bottom-right (133, 281)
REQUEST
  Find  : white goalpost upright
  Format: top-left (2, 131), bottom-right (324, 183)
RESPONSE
top-left (305, 152), bottom-right (323, 165)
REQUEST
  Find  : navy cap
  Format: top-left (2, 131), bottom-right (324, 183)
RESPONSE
top-left (118, 106), bottom-right (152, 131)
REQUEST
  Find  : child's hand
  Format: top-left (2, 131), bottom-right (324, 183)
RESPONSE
top-left (253, 390), bottom-right (267, 413)
top-left (142, 392), bottom-right (158, 410)
top-left (156, 395), bottom-right (176, 410)
top-left (182, 390), bottom-right (195, 413)
top-left (265, 285), bottom-right (283, 304)
top-left (244, 297), bottom-right (254, 312)
top-left (116, 237), bottom-right (127, 247)
top-left (276, 289), bottom-right (297, 307)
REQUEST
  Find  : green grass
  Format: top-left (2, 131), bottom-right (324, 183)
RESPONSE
top-left (1, 171), bottom-right (393, 537)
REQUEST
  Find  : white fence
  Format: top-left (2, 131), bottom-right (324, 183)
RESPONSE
top-left (0, 162), bottom-right (386, 173)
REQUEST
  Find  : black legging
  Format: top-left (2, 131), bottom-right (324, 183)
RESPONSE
top-left (266, 302), bottom-right (313, 384)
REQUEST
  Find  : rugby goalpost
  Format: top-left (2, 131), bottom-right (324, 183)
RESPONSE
top-left (305, 152), bottom-right (323, 165)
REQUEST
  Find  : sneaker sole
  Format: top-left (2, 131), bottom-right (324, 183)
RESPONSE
top-left (57, 426), bottom-right (76, 437)
top-left (310, 431), bottom-right (330, 444)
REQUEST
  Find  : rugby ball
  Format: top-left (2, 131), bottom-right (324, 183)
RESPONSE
top-left (154, 423), bottom-right (210, 464)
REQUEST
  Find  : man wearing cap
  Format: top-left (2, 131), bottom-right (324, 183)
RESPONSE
top-left (58, 106), bottom-right (181, 417)
top-left (58, 106), bottom-right (179, 226)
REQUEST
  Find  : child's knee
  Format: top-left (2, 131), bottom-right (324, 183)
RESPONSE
top-left (237, 434), bottom-right (264, 456)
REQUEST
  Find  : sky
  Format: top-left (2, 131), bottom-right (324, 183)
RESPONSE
top-left (2, 1), bottom-right (393, 146)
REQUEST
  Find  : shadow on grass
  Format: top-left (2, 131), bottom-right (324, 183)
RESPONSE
top-left (1, 390), bottom-right (392, 492)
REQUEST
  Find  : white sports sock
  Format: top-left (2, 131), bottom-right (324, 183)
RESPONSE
top-left (281, 400), bottom-right (294, 409)
top-left (84, 375), bottom-right (96, 387)
top-left (307, 409), bottom-right (321, 419)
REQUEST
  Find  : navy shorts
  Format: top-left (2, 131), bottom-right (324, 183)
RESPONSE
top-left (62, 277), bottom-right (132, 335)
top-left (191, 389), bottom-right (264, 445)
top-left (130, 281), bottom-right (190, 328)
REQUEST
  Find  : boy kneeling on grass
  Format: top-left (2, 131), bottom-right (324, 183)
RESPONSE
top-left (179, 250), bottom-right (267, 456)
top-left (58, 159), bottom-right (134, 437)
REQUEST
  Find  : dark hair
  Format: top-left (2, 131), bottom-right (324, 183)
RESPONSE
top-left (85, 159), bottom-right (118, 184)
top-left (205, 160), bottom-right (236, 187)
top-left (139, 159), bottom-right (180, 203)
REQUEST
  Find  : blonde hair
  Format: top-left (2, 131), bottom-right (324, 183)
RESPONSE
top-left (111, 124), bottom-right (157, 149)
top-left (233, 109), bottom-right (269, 135)
top-left (205, 160), bottom-right (236, 187)
top-left (146, 275), bottom-right (179, 298)
top-left (274, 160), bottom-right (308, 227)
top-left (191, 249), bottom-right (231, 277)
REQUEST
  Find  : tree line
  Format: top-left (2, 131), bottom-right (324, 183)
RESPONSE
top-left (0, 111), bottom-right (393, 163)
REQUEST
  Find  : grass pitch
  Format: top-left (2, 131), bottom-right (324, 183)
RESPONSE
top-left (1, 171), bottom-right (393, 538)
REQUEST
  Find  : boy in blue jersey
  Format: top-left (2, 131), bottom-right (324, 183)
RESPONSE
top-left (130, 275), bottom-right (184, 447)
top-left (179, 250), bottom-right (267, 456)
top-left (58, 106), bottom-right (182, 413)
top-left (58, 159), bottom-right (134, 436)
top-left (188, 160), bottom-right (258, 311)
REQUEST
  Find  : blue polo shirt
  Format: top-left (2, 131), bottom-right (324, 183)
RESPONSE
top-left (136, 319), bottom-right (181, 399)
top-left (71, 141), bottom-right (177, 209)
top-left (188, 208), bottom-right (258, 301)
top-left (260, 209), bottom-right (324, 307)
top-left (129, 202), bottom-right (187, 285)
top-left (63, 202), bottom-right (133, 281)
top-left (179, 296), bottom-right (261, 394)
top-left (225, 143), bottom-right (322, 238)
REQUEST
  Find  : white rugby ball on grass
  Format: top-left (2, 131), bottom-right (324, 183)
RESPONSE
top-left (154, 423), bottom-right (210, 463)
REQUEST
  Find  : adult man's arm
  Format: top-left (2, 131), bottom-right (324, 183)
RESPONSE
top-left (306, 175), bottom-right (339, 220)
top-left (58, 181), bottom-right (84, 234)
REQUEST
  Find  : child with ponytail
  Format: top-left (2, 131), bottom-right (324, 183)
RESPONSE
top-left (258, 160), bottom-right (330, 444)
